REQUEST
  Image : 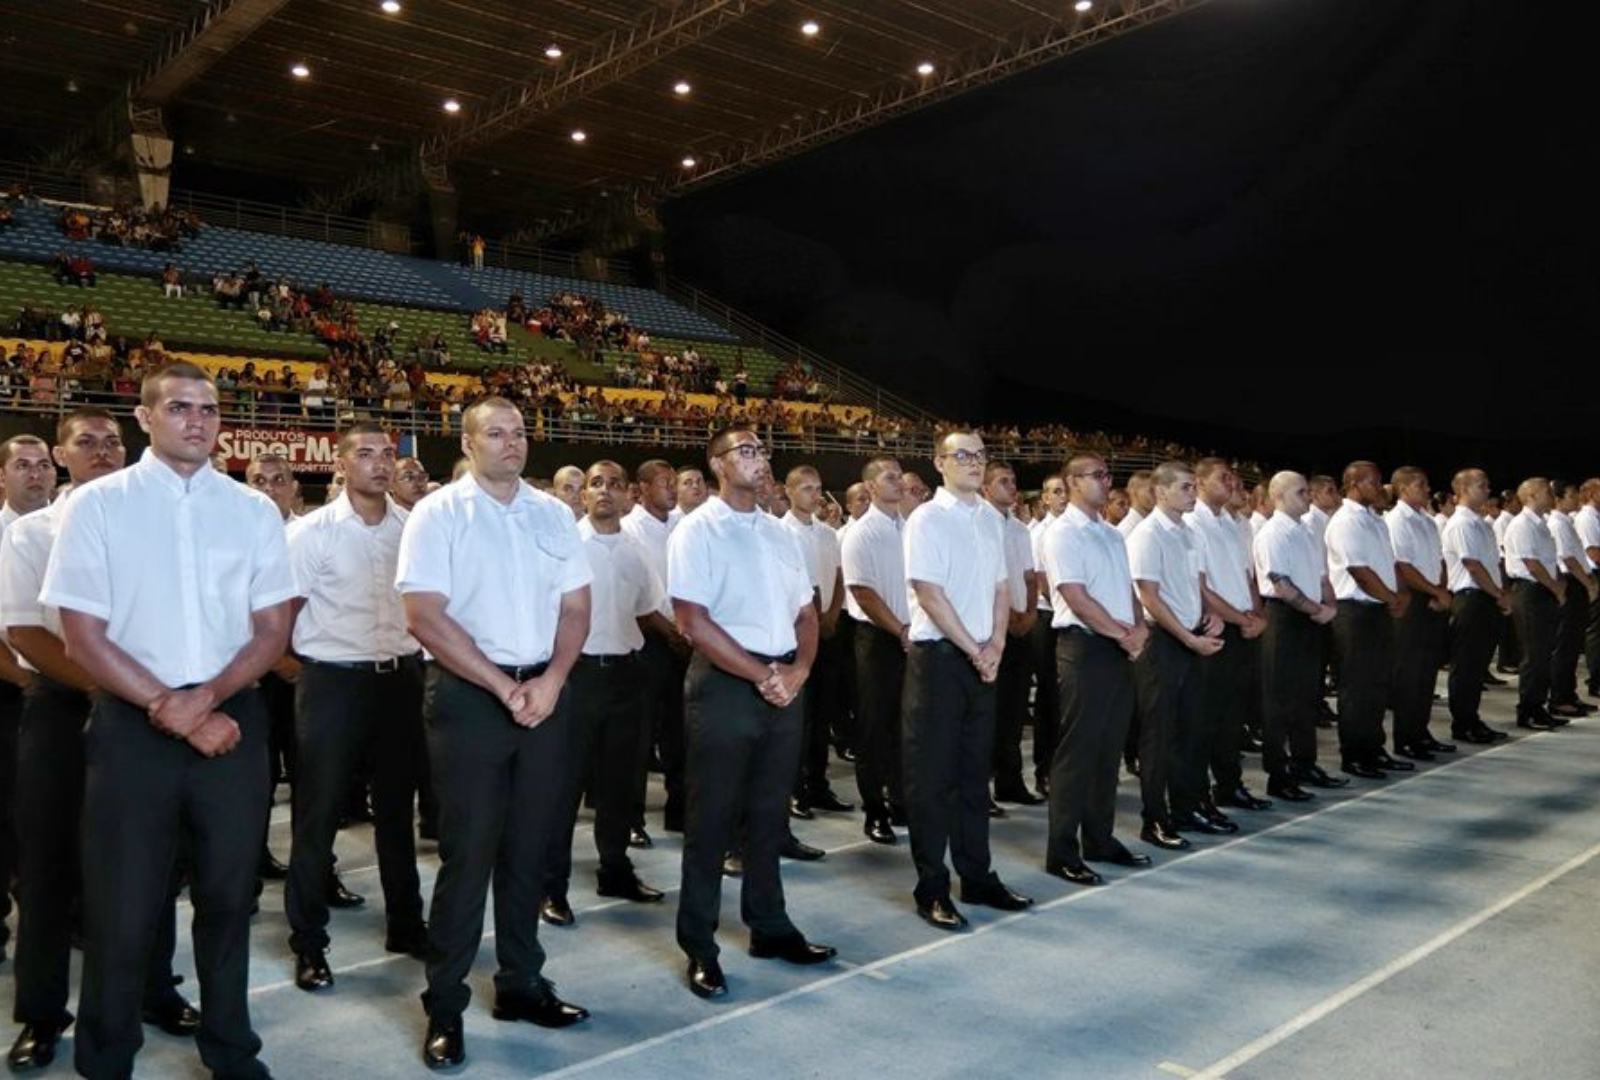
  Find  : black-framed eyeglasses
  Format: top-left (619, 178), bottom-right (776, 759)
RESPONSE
top-left (722, 442), bottom-right (770, 461)
top-left (1072, 469), bottom-right (1111, 482)
top-left (939, 449), bottom-right (988, 466)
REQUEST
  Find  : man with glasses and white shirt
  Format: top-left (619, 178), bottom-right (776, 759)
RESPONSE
top-left (668, 428), bottom-right (834, 1001)
top-left (900, 433), bottom-right (1033, 931)
top-left (1441, 469), bottom-right (1513, 745)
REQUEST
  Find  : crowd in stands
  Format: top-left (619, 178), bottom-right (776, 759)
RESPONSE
top-left (56, 200), bottom-right (199, 250)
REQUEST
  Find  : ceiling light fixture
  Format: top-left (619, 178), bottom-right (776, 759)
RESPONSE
top-left (1074, 1), bottom-right (1093, 11)
top-left (673, 80), bottom-right (691, 95)
top-left (545, 43), bottom-right (563, 59)
top-left (443, 98), bottom-right (461, 113)
top-left (681, 155), bottom-right (697, 168)
top-left (916, 62), bottom-right (934, 76)
top-left (290, 62), bottom-right (310, 78)
top-left (570, 129), bottom-right (587, 143)
top-left (800, 19), bottom-right (820, 36)
top-left (380, 0), bottom-right (401, 12)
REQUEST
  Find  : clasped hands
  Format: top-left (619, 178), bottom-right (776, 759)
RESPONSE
top-left (147, 686), bottom-right (239, 758)
top-left (965, 640), bottom-right (1002, 683)
top-left (756, 662), bottom-right (807, 707)
top-left (498, 674), bottom-right (561, 728)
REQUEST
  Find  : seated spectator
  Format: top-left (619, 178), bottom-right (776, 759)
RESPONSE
top-left (0, 202), bottom-right (14, 230)
top-left (161, 263), bottom-right (184, 298)
top-left (59, 306), bottom-right (82, 341)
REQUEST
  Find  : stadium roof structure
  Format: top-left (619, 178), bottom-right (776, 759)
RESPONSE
top-left (2, 0), bottom-right (1212, 240)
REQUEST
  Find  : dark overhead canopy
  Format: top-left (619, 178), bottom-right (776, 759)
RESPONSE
top-left (0, 0), bottom-right (1207, 229)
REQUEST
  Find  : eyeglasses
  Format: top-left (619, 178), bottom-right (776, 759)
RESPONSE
top-left (722, 442), bottom-right (770, 460)
top-left (1072, 469), bottom-right (1111, 482)
top-left (939, 449), bottom-right (988, 466)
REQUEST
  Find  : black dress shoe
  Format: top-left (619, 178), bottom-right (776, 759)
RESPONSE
top-left (721, 853), bottom-right (744, 877)
top-left (1084, 843), bottom-right (1152, 868)
top-left (8, 1016), bottom-right (70, 1069)
top-left (1241, 732), bottom-right (1265, 752)
top-left (422, 1016), bottom-right (464, 1069)
top-left (1168, 810), bottom-right (1228, 836)
top-left (808, 788), bottom-right (855, 813)
top-left (1341, 759), bottom-right (1388, 780)
top-left (1197, 801), bottom-right (1241, 834)
top-left (864, 816), bottom-right (897, 845)
top-left (1545, 709), bottom-right (1573, 727)
top-left (987, 798), bottom-right (1007, 819)
top-left (994, 787), bottom-right (1046, 806)
top-left (294, 949), bottom-right (334, 992)
top-left (1372, 750), bottom-right (1415, 772)
top-left (1215, 784), bottom-right (1272, 811)
top-left (1122, 756), bottom-right (1141, 777)
top-left (788, 796), bottom-right (814, 820)
top-left (1394, 743), bottom-right (1434, 761)
top-left (835, 745), bottom-right (857, 762)
top-left (597, 877), bottom-right (665, 903)
top-left (385, 925), bottom-right (430, 959)
top-left (1294, 764), bottom-right (1350, 788)
top-left (1452, 724), bottom-right (1497, 745)
top-left (1480, 723), bottom-right (1510, 741)
top-left (915, 896), bottom-right (969, 930)
top-left (142, 994), bottom-right (200, 1036)
top-left (780, 837), bottom-right (825, 861)
top-left (687, 957), bottom-right (727, 999)
top-left (1516, 711), bottom-right (1557, 731)
top-left (1483, 672), bottom-right (1508, 687)
top-left (629, 825), bottom-right (654, 849)
top-left (540, 895), bottom-right (575, 927)
top-left (1424, 736), bottom-right (1457, 753)
top-left (491, 990), bottom-right (589, 1028)
top-left (327, 874), bottom-right (365, 909)
top-left (1140, 821), bottom-right (1191, 850)
top-left (1044, 862), bottom-right (1104, 886)
top-left (959, 879), bottom-right (1034, 911)
top-left (258, 850), bottom-right (288, 881)
top-left (749, 935), bottom-right (838, 964)
top-left (1266, 778), bottom-right (1315, 802)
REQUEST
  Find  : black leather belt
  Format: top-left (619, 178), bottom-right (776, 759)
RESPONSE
top-left (495, 662), bottom-right (550, 681)
top-left (578, 653), bottom-right (638, 668)
top-left (305, 654), bottom-right (419, 674)
top-left (749, 650), bottom-right (797, 665)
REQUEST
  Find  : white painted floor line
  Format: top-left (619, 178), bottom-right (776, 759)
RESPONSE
top-left (1158, 1061), bottom-right (1198, 1077)
top-left (1187, 836), bottom-right (1600, 1079)
top-left (536, 734), bottom-right (1540, 1078)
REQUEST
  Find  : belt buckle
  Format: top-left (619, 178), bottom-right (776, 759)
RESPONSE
top-left (374, 657), bottom-right (399, 674)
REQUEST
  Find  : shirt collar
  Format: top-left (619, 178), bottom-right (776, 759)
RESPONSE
top-left (932, 486), bottom-right (978, 515)
top-left (1519, 506), bottom-right (1544, 522)
top-left (137, 447), bottom-right (222, 497)
top-left (1150, 508), bottom-right (1184, 533)
top-left (1062, 503), bottom-right (1096, 528)
top-left (459, 470), bottom-right (538, 510)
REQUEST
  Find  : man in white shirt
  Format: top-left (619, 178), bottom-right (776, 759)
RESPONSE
top-left (2, 409), bottom-right (197, 1071)
top-left (541, 460), bottom-right (668, 927)
top-left (1491, 491), bottom-right (1522, 675)
top-left (283, 423), bottom-right (427, 993)
top-left (551, 464), bottom-right (585, 520)
top-left (840, 456), bottom-right (911, 845)
top-left (781, 465), bottom-right (853, 817)
top-left (1442, 469), bottom-right (1512, 744)
top-left (622, 458), bottom-right (689, 839)
top-left (1184, 459), bottom-right (1272, 814)
top-left (1026, 473), bottom-right (1068, 794)
top-left (1303, 474), bottom-right (1341, 729)
top-left (1546, 480), bottom-right (1597, 719)
top-left (901, 433), bottom-right (1033, 931)
top-left (1573, 478), bottom-right (1600, 696)
top-left (1254, 471), bottom-right (1341, 801)
top-left (668, 428), bottom-right (834, 1001)
top-left (1323, 461), bottom-right (1410, 779)
top-left (390, 457), bottom-right (430, 511)
top-left (1503, 477), bottom-right (1565, 731)
top-left (43, 362), bottom-right (295, 1080)
top-left (397, 396), bottom-right (593, 1069)
top-left (1117, 470), bottom-right (1153, 537)
top-left (1042, 455), bottom-right (1151, 886)
top-left (1127, 462), bottom-right (1230, 854)
top-left (1386, 466), bottom-right (1457, 760)
top-left (982, 461), bottom-right (1043, 806)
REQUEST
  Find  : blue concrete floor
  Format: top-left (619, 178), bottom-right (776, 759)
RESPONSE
top-left (5, 675), bottom-right (1598, 1079)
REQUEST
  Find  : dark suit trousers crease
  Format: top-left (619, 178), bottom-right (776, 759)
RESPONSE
top-left (1046, 630), bottom-right (1133, 867)
top-left (852, 622), bottom-right (905, 817)
top-left (547, 655), bottom-right (643, 898)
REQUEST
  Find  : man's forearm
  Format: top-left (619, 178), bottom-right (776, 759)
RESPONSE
top-left (7, 627), bottom-right (95, 694)
top-left (910, 580), bottom-right (980, 657)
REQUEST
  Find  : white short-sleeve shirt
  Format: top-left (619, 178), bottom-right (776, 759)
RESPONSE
top-left (1503, 507), bottom-right (1558, 582)
top-left (1043, 503), bottom-right (1135, 631)
top-left (41, 450), bottom-right (296, 689)
top-left (999, 509), bottom-right (1033, 614)
top-left (577, 518), bottom-right (659, 655)
top-left (1126, 510), bottom-right (1203, 631)
top-left (1030, 511), bottom-right (1062, 611)
top-left (1253, 510), bottom-right (1324, 601)
top-left (1443, 507), bottom-right (1502, 592)
top-left (288, 494), bottom-right (418, 663)
top-left (1324, 498), bottom-right (1398, 602)
top-left (395, 473), bottom-right (592, 666)
top-left (667, 495), bottom-right (812, 656)
top-left (1184, 501), bottom-right (1253, 613)
top-left (1548, 509), bottom-right (1584, 574)
top-left (781, 511), bottom-right (841, 611)
top-left (1387, 499), bottom-right (1445, 589)
top-left (620, 503), bottom-right (675, 619)
top-left (1116, 507), bottom-right (1144, 537)
top-left (1573, 505), bottom-right (1600, 572)
top-left (0, 500), bottom-right (67, 665)
top-left (904, 487), bottom-right (1007, 644)
top-left (840, 503), bottom-right (909, 626)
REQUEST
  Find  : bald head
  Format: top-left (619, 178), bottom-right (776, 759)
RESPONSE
top-left (1268, 470), bottom-right (1311, 519)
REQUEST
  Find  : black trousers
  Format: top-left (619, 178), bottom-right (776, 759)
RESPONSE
top-left (676, 655), bottom-right (802, 962)
top-left (852, 622), bottom-right (906, 817)
top-left (832, 617), bottom-right (857, 753)
top-left (0, 681), bottom-right (17, 953)
top-left (1260, 600), bottom-right (1321, 781)
top-left (286, 660), bottom-right (425, 954)
top-left (1195, 624), bottom-right (1249, 796)
top-left (547, 654), bottom-right (644, 899)
top-left (1583, 572), bottom-right (1600, 690)
top-left (902, 642), bottom-right (997, 904)
top-left (1046, 629), bottom-right (1133, 867)
top-left (1027, 615), bottom-right (1061, 786)
top-left (1392, 601), bottom-right (1446, 747)
top-left (1133, 627), bottom-right (1201, 823)
top-left (991, 628), bottom-right (1034, 796)
top-left (421, 665), bottom-right (571, 1022)
top-left (260, 671), bottom-right (296, 788)
top-left (76, 689), bottom-right (271, 1080)
top-left (1551, 577), bottom-right (1588, 707)
top-left (796, 629), bottom-right (844, 801)
top-left (639, 635), bottom-right (687, 828)
top-left (1332, 600), bottom-right (1393, 761)
top-left (1511, 580), bottom-right (1559, 715)
top-left (1448, 590), bottom-right (1503, 729)
top-left (12, 677), bottom-right (183, 1028)
top-left (1498, 585), bottom-right (1523, 669)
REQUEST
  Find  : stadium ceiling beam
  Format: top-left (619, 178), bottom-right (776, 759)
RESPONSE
top-left (305, 0), bottom-right (769, 215)
top-left (512, 0), bottom-right (1215, 245)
